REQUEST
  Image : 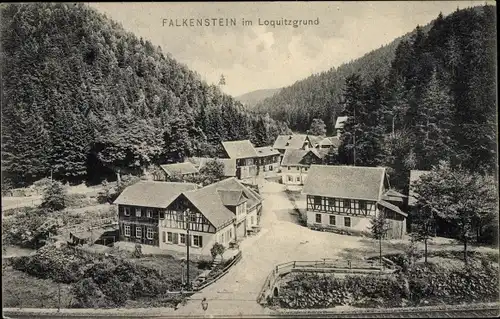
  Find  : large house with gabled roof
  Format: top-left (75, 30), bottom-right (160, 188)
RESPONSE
top-left (114, 181), bottom-right (199, 246)
top-left (281, 148), bottom-right (323, 185)
top-left (114, 178), bottom-right (262, 257)
top-left (302, 165), bottom-right (407, 239)
top-left (273, 134), bottom-right (313, 162)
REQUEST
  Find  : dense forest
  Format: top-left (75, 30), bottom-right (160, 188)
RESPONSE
top-left (258, 5), bottom-right (497, 190)
top-left (1, 3), bottom-right (291, 187)
top-left (253, 24), bottom-right (434, 134)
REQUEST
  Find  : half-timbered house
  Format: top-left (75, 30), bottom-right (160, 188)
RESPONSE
top-left (114, 181), bottom-right (199, 245)
top-left (158, 177), bottom-right (263, 256)
top-left (281, 148), bottom-right (323, 185)
top-left (255, 146), bottom-right (281, 176)
top-left (273, 134), bottom-right (313, 163)
top-left (302, 165), bottom-right (407, 239)
top-left (221, 140), bottom-right (259, 179)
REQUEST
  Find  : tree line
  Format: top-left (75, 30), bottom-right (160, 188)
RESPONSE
top-left (1, 3), bottom-right (290, 188)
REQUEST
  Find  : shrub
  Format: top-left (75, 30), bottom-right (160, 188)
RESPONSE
top-left (66, 193), bottom-right (92, 208)
top-left (41, 180), bottom-right (68, 211)
top-left (197, 259), bottom-right (212, 270)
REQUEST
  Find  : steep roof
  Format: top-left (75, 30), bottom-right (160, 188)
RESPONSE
top-left (182, 177), bottom-right (262, 228)
top-left (335, 116), bottom-right (349, 130)
top-left (308, 136), bottom-right (323, 147)
top-left (222, 140), bottom-right (258, 159)
top-left (219, 158), bottom-right (237, 177)
top-left (114, 181), bottom-right (199, 208)
top-left (302, 165), bottom-right (386, 201)
top-left (217, 189), bottom-right (247, 206)
top-left (216, 177), bottom-right (262, 209)
top-left (409, 170), bottom-right (431, 206)
top-left (273, 134), bottom-right (310, 150)
top-left (329, 136), bottom-right (341, 148)
top-left (160, 162), bottom-right (198, 176)
top-left (255, 146), bottom-right (280, 157)
top-left (378, 200), bottom-right (408, 217)
top-left (281, 149), bottom-right (321, 166)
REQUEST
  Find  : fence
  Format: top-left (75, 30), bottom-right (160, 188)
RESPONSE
top-left (257, 258), bottom-right (398, 305)
top-left (193, 250), bottom-right (243, 291)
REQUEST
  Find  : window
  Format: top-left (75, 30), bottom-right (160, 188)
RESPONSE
top-left (221, 233), bottom-right (225, 243)
top-left (146, 228), bottom-right (154, 240)
top-left (296, 167), bottom-right (299, 171)
top-left (147, 209), bottom-right (153, 218)
top-left (315, 213), bottom-right (321, 223)
top-left (193, 235), bottom-right (203, 247)
top-left (167, 232), bottom-right (173, 243)
top-left (344, 217), bottom-right (351, 227)
top-left (180, 233), bottom-right (186, 245)
top-left (343, 199), bottom-right (350, 208)
top-left (304, 167), bottom-right (308, 172)
top-left (162, 231), bottom-right (166, 243)
top-left (314, 196), bottom-right (322, 205)
top-left (124, 207), bottom-right (130, 216)
top-left (269, 165), bottom-right (273, 171)
top-left (288, 167), bottom-right (291, 170)
top-left (296, 176), bottom-right (301, 182)
top-left (359, 201), bottom-right (367, 210)
top-left (136, 227), bottom-right (142, 238)
top-left (124, 225), bottom-right (131, 237)
top-left (288, 175), bottom-right (292, 182)
top-left (229, 229), bottom-right (232, 238)
top-left (135, 208), bottom-right (141, 217)
top-left (190, 213), bottom-right (197, 223)
top-left (329, 215), bottom-right (336, 225)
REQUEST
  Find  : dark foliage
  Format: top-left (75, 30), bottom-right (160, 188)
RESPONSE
top-left (0, 3), bottom-right (290, 187)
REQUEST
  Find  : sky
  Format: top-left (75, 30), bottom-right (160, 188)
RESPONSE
top-left (89, 1), bottom-right (492, 97)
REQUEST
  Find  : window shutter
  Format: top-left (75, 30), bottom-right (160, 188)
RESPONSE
top-left (173, 233), bottom-right (178, 244)
top-left (162, 231), bottom-right (166, 243)
top-left (199, 236), bottom-right (203, 247)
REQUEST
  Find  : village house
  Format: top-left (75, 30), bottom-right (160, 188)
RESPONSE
top-left (114, 178), bottom-right (262, 257)
top-left (281, 148), bottom-right (323, 185)
top-left (334, 116), bottom-right (349, 137)
top-left (273, 134), bottom-right (313, 162)
top-left (221, 140), bottom-right (259, 180)
top-left (255, 146), bottom-right (281, 176)
top-left (302, 165), bottom-right (407, 239)
top-left (114, 181), bottom-right (199, 246)
top-left (158, 177), bottom-right (262, 256)
top-left (153, 162), bottom-right (199, 181)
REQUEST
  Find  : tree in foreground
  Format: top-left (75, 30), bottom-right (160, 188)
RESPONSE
top-left (370, 211), bottom-right (390, 266)
top-left (412, 161), bottom-right (497, 263)
top-left (409, 203), bottom-right (435, 264)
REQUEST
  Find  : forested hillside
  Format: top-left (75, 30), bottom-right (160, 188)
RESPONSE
top-left (253, 24), bottom-right (433, 134)
top-left (1, 3), bottom-right (290, 187)
top-left (336, 6), bottom-right (497, 190)
top-left (257, 5), bottom-right (496, 189)
top-left (236, 88), bottom-right (281, 108)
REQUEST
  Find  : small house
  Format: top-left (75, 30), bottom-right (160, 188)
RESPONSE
top-left (281, 148), bottom-right (323, 185)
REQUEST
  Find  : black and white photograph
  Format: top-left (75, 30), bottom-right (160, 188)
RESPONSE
top-left (1, 1), bottom-right (498, 318)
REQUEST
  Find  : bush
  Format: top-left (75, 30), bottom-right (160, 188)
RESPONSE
top-left (2, 208), bottom-right (63, 248)
top-left (197, 260), bottom-right (212, 270)
top-left (41, 180), bottom-right (68, 211)
top-left (66, 193), bottom-right (92, 208)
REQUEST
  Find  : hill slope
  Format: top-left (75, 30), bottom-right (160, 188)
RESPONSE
top-left (254, 23), bottom-right (433, 134)
top-left (0, 3), bottom-right (290, 187)
top-left (236, 88), bottom-right (281, 108)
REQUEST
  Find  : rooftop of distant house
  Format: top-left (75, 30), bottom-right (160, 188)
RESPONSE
top-left (160, 162), bottom-right (199, 176)
top-left (273, 134), bottom-right (310, 150)
top-left (335, 116), bottom-right (349, 130)
top-left (222, 140), bottom-right (258, 159)
top-left (281, 148), bottom-right (322, 166)
top-left (255, 146), bottom-right (280, 157)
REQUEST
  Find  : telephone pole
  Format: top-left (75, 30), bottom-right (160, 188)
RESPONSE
top-left (185, 209), bottom-right (191, 290)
